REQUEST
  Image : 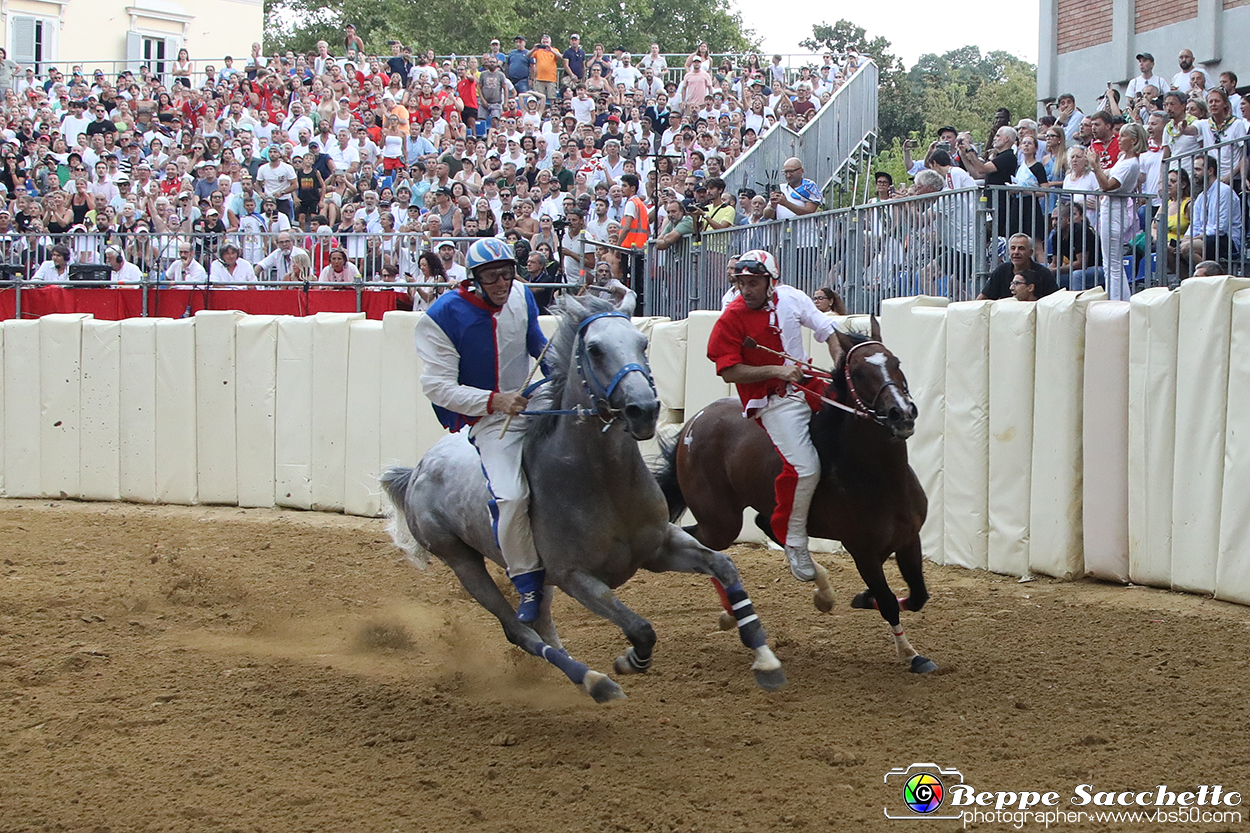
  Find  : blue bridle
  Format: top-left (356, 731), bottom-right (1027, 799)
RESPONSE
top-left (575, 311), bottom-right (656, 412)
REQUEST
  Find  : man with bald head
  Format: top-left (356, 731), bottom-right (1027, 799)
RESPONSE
top-left (762, 157), bottom-right (820, 220)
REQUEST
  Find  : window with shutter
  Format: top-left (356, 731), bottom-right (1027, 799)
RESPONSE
top-left (10, 17), bottom-right (36, 67)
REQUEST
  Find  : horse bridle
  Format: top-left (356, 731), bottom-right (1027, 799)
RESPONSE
top-left (839, 340), bottom-right (913, 426)
top-left (576, 311), bottom-right (656, 418)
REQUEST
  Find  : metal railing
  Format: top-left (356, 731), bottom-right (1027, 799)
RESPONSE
top-left (720, 60), bottom-right (878, 200)
top-left (641, 180), bottom-right (1169, 318)
top-left (1157, 136), bottom-right (1248, 284)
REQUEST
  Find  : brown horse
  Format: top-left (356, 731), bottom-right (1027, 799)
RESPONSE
top-left (657, 320), bottom-right (937, 673)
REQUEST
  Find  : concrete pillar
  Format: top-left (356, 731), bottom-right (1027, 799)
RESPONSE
top-left (1197, 0), bottom-right (1221, 64)
top-left (1111, 0), bottom-right (1135, 83)
top-left (1037, 0), bottom-right (1059, 106)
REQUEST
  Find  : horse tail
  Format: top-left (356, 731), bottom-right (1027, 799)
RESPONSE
top-left (379, 466), bottom-right (431, 569)
top-left (654, 432), bottom-right (687, 524)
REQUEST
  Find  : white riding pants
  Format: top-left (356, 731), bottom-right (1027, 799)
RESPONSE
top-left (468, 414), bottom-right (541, 576)
top-left (756, 392), bottom-right (821, 549)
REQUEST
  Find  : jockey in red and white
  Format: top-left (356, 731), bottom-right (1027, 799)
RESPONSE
top-left (705, 249), bottom-right (839, 581)
top-left (414, 237), bottom-right (549, 622)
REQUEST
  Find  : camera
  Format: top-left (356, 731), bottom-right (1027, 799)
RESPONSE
top-left (935, 141), bottom-right (950, 152)
top-left (680, 197), bottom-right (702, 213)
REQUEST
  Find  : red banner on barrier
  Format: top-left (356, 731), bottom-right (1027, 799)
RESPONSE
top-left (0, 287), bottom-right (402, 321)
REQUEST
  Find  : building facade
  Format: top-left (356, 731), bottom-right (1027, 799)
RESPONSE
top-left (3, 0), bottom-right (262, 77)
top-left (1039, 0), bottom-right (1250, 110)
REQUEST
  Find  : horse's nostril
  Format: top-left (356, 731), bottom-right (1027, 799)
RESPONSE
top-left (909, 403), bottom-right (919, 419)
top-left (624, 404), bottom-right (644, 421)
top-left (888, 406), bottom-right (903, 423)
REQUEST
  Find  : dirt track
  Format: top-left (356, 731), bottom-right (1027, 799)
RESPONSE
top-left (1, 500), bottom-right (1248, 833)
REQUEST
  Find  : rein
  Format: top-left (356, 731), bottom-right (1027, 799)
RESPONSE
top-left (517, 310), bottom-right (656, 430)
top-left (788, 340), bottom-right (906, 427)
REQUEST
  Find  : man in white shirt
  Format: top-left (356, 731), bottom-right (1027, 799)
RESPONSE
top-left (637, 66), bottom-right (663, 99)
top-left (209, 241), bottom-right (257, 287)
top-left (612, 54), bottom-right (640, 89)
top-left (251, 110), bottom-right (275, 143)
top-left (436, 240), bottom-right (467, 281)
top-left (254, 231), bottom-right (308, 280)
top-left (256, 151), bottom-right (298, 218)
top-left (104, 245), bottom-right (144, 285)
top-left (1196, 88), bottom-right (1248, 184)
top-left (1126, 53), bottom-right (1169, 98)
top-left (60, 100), bottom-right (92, 146)
top-left (1172, 49), bottom-right (1214, 91)
top-left (328, 128), bottom-right (361, 174)
top-left (165, 241), bottom-right (209, 283)
top-left (569, 86), bottom-right (595, 124)
top-left (30, 244), bottom-right (72, 283)
top-left (281, 101), bottom-right (315, 139)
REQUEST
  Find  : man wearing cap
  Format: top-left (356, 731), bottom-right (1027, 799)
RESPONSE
top-left (436, 239), bottom-right (468, 281)
top-left (504, 36), bottom-right (532, 95)
top-left (706, 249), bottom-right (839, 583)
top-left (209, 241), bottom-right (256, 287)
top-left (1127, 53), bottom-right (1169, 99)
top-left (530, 34), bottom-right (560, 105)
top-left (681, 58), bottom-right (714, 109)
top-left (485, 38), bottom-right (507, 66)
top-left (562, 34), bottom-right (586, 89)
top-left (478, 57), bottom-right (511, 130)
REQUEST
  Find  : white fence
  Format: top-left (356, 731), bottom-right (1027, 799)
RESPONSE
top-left (5, 287), bottom-right (1250, 606)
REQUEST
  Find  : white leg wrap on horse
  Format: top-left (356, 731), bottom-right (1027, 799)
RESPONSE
top-left (891, 626), bottom-right (918, 662)
top-left (751, 645), bottom-right (782, 673)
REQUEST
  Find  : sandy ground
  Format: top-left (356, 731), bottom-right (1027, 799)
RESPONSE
top-left (1, 500), bottom-right (1248, 833)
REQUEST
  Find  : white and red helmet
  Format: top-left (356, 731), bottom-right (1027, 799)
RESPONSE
top-left (732, 249), bottom-right (779, 281)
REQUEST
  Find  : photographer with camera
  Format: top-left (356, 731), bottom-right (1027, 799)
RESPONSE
top-left (557, 210), bottom-right (592, 286)
top-left (904, 126), bottom-right (962, 177)
top-left (699, 177), bottom-right (737, 231)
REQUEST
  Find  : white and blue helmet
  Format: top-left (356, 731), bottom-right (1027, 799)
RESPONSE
top-left (465, 237), bottom-right (516, 276)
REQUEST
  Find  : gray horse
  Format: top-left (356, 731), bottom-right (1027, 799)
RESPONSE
top-left (380, 294), bottom-right (785, 702)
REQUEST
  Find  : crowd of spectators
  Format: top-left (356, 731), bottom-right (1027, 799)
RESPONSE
top-left (866, 46), bottom-right (1249, 303)
top-left (0, 29), bottom-right (859, 309)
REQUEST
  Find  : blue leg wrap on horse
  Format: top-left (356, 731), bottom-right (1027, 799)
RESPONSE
top-left (725, 582), bottom-right (767, 649)
top-left (541, 643), bottom-right (589, 684)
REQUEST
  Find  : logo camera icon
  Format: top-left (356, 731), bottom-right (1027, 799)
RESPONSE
top-left (884, 763), bottom-right (964, 820)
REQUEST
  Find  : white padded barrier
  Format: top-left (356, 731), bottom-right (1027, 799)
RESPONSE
top-left (275, 316), bottom-right (314, 509)
top-left (154, 320), bottom-right (197, 504)
top-left (1127, 288), bottom-right (1180, 588)
top-left (906, 307), bottom-right (948, 563)
top-left (633, 316), bottom-right (669, 343)
top-left (39, 314), bottom-right (89, 499)
top-left (987, 301), bottom-right (1037, 577)
top-left (344, 319), bottom-right (384, 518)
top-left (3, 321), bottom-right (40, 498)
top-left (1082, 301), bottom-right (1131, 583)
top-left (310, 312), bottom-right (362, 512)
top-left (683, 311), bottom-right (732, 417)
top-left (80, 320), bottom-right (122, 501)
top-left (380, 311), bottom-right (437, 466)
top-left (194, 311), bottom-right (245, 504)
top-left (1171, 276), bottom-right (1250, 594)
top-left (119, 320), bottom-right (158, 503)
top-left (650, 318), bottom-right (688, 411)
top-left (1029, 289), bottom-right (1106, 579)
top-left (235, 316), bottom-right (279, 508)
top-left (943, 301), bottom-right (992, 571)
top-left (878, 296), bottom-right (949, 349)
top-left (1216, 289), bottom-right (1250, 604)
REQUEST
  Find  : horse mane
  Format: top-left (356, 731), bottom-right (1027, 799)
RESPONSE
top-left (809, 327), bottom-right (873, 479)
top-left (527, 293), bottom-right (618, 440)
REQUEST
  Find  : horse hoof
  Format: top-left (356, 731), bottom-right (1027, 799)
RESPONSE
top-left (813, 588), bottom-right (834, 613)
top-left (910, 655), bottom-right (938, 674)
top-left (850, 590), bottom-right (874, 610)
top-left (717, 611), bottom-right (736, 631)
top-left (582, 670), bottom-right (628, 703)
top-left (753, 667), bottom-right (787, 691)
top-left (613, 649), bottom-right (652, 676)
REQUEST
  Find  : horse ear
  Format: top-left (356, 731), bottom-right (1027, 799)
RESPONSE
top-left (614, 286), bottom-right (637, 317)
top-left (870, 314), bottom-right (882, 342)
top-left (834, 327), bottom-right (855, 357)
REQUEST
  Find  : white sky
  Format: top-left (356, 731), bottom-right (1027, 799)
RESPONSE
top-left (738, 0), bottom-right (1040, 67)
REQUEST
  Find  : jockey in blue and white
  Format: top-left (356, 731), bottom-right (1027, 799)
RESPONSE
top-left (414, 238), bottom-right (549, 622)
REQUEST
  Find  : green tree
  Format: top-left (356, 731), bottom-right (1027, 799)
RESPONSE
top-left (801, 20), bottom-right (923, 149)
top-left (264, 0), bottom-right (755, 58)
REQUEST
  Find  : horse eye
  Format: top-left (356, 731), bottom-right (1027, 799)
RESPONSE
top-left (587, 342), bottom-right (604, 358)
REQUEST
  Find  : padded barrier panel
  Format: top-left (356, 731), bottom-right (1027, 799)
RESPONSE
top-left (538, 314), bottom-right (559, 341)
top-left (1171, 276), bottom-right (1250, 594)
top-left (39, 314), bottom-right (89, 499)
top-left (683, 311), bottom-right (731, 418)
top-left (1082, 301), bottom-right (1131, 583)
top-left (1127, 288), bottom-right (1179, 588)
top-left (633, 316), bottom-right (668, 343)
top-left (80, 320), bottom-right (122, 501)
top-left (987, 301), bottom-right (1037, 577)
top-left (310, 312), bottom-right (362, 512)
top-left (1215, 290), bottom-right (1250, 604)
top-left (344, 320), bottom-right (384, 518)
top-left (379, 312), bottom-right (433, 467)
top-left (1029, 289), bottom-right (1106, 579)
top-left (275, 316), bottom-right (314, 509)
top-left (235, 316), bottom-right (279, 509)
top-left (194, 311), bottom-right (244, 504)
top-left (3, 321), bottom-right (40, 497)
top-left (907, 307), bottom-right (948, 563)
top-left (878, 296), bottom-right (949, 350)
top-left (650, 319), bottom-right (688, 411)
top-left (942, 301), bottom-right (992, 571)
top-left (119, 320), bottom-right (158, 503)
top-left (154, 319), bottom-right (197, 504)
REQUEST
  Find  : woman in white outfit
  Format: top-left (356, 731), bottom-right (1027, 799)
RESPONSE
top-left (1090, 123), bottom-right (1145, 301)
